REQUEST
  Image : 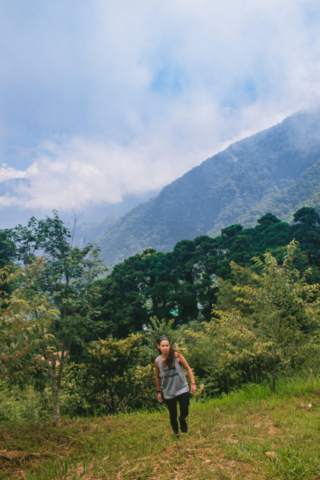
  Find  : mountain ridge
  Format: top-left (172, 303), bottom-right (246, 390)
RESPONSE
top-left (98, 109), bottom-right (320, 265)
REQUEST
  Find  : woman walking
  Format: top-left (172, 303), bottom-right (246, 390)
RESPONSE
top-left (155, 335), bottom-right (197, 437)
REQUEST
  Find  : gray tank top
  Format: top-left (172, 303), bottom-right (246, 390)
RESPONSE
top-left (157, 355), bottom-right (189, 399)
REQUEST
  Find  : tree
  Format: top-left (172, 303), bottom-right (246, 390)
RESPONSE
top-left (293, 207), bottom-right (320, 227)
top-left (0, 260), bottom-right (56, 384)
top-left (6, 212), bottom-right (105, 423)
top-left (212, 241), bottom-right (320, 393)
top-left (0, 230), bottom-right (15, 269)
top-left (93, 208), bottom-right (319, 340)
top-left (292, 207), bottom-right (320, 274)
top-left (67, 333), bottom-right (146, 415)
top-left (260, 222), bottom-right (293, 251)
top-left (256, 213), bottom-right (281, 229)
top-left (221, 224), bottom-right (243, 244)
top-left (95, 249), bottom-right (152, 337)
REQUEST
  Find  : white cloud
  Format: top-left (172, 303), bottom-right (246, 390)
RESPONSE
top-left (0, 0), bottom-right (320, 210)
top-left (0, 165), bottom-right (25, 182)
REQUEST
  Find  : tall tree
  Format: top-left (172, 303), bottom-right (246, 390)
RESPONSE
top-left (292, 207), bottom-right (320, 273)
top-left (0, 230), bottom-right (15, 269)
top-left (6, 212), bottom-right (105, 423)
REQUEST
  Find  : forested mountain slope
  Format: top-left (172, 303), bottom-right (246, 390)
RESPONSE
top-left (232, 158), bottom-right (320, 230)
top-left (98, 110), bottom-right (320, 265)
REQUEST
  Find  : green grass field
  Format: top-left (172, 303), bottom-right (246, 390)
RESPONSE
top-left (1, 376), bottom-right (320, 479)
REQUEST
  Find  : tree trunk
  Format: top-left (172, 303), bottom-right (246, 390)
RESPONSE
top-left (52, 382), bottom-right (60, 424)
top-left (271, 348), bottom-right (277, 394)
top-left (110, 388), bottom-right (115, 414)
top-left (271, 370), bottom-right (276, 394)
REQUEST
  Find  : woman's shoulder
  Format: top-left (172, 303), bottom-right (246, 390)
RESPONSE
top-left (155, 355), bottom-right (162, 365)
top-left (174, 351), bottom-right (181, 360)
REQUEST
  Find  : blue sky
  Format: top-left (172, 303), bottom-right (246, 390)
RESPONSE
top-left (0, 0), bottom-right (320, 210)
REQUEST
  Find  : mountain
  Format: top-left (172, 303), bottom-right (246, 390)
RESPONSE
top-left (97, 110), bottom-right (320, 265)
top-left (0, 178), bottom-right (158, 243)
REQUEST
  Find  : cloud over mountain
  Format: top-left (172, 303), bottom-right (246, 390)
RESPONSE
top-left (1, 1), bottom-right (320, 211)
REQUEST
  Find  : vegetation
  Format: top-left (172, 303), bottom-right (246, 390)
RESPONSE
top-left (1, 375), bottom-right (320, 479)
top-left (235, 159), bottom-right (320, 228)
top-left (0, 210), bottom-right (320, 404)
top-left (94, 208), bottom-right (320, 336)
top-left (212, 241), bottom-right (320, 393)
top-left (0, 261), bottom-right (57, 384)
top-left (1, 111), bottom-right (320, 479)
top-left (2, 213), bottom-right (106, 423)
top-left (0, 230), bottom-right (15, 270)
top-left (64, 333), bottom-right (156, 417)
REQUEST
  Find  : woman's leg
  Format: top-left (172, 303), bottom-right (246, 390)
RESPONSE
top-left (177, 392), bottom-right (190, 419)
top-left (165, 397), bottom-right (179, 434)
top-left (177, 392), bottom-right (190, 432)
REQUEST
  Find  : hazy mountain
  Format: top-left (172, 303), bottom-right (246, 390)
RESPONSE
top-left (0, 178), bottom-right (158, 243)
top-left (97, 110), bottom-right (320, 265)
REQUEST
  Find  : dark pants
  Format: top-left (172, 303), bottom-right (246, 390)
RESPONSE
top-left (164, 392), bottom-right (190, 434)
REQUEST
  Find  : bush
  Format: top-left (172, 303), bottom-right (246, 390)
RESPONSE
top-left (61, 334), bottom-right (160, 416)
top-left (0, 381), bottom-right (51, 424)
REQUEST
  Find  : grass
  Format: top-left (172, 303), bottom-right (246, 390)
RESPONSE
top-left (1, 375), bottom-right (320, 479)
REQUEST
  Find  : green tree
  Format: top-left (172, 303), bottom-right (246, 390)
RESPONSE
top-left (95, 249), bottom-right (152, 337)
top-left (0, 230), bottom-right (15, 269)
top-left (6, 212), bottom-right (105, 423)
top-left (94, 208), bottom-right (318, 338)
top-left (292, 207), bottom-right (320, 275)
top-left (213, 241), bottom-right (320, 393)
top-left (0, 260), bottom-right (56, 383)
top-left (66, 333), bottom-right (151, 415)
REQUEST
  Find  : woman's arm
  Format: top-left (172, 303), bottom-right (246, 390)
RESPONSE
top-left (177, 354), bottom-right (197, 394)
top-left (155, 359), bottom-right (163, 403)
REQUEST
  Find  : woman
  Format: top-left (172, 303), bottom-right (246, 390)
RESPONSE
top-left (155, 334), bottom-right (197, 437)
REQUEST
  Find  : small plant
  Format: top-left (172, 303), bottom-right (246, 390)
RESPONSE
top-left (0, 381), bottom-right (51, 424)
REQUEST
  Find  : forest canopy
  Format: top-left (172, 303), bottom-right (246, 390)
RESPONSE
top-left (93, 207), bottom-right (320, 337)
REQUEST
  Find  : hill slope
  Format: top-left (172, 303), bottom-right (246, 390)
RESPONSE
top-left (2, 378), bottom-right (320, 479)
top-left (98, 110), bottom-right (320, 265)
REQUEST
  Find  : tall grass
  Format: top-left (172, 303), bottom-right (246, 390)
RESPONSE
top-left (0, 382), bottom-right (52, 424)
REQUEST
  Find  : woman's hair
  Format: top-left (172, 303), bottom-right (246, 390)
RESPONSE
top-left (157, 335), bottom-right (179, 368)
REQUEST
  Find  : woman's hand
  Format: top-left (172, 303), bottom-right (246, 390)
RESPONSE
top-left (191, 384), bottom-right (197, 394)
top-left (157, 393), bottom-right (163, 403)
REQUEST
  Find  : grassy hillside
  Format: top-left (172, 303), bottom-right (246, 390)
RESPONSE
top-left (1, 376), bottom-right (320, 479)
top-left (98, 110), bottom-right (320, 265)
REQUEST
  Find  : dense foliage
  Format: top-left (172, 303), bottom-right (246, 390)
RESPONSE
top-left (212, 241), bottom-right (320, 393)
top-left (64, 334), bottom-right (156, 416)
top-left (1, 213), bottom-right (106, 422)
top-left (0, 261), bottom-right (57, 383)
top-left (95, 207), bottom-right (320, 337)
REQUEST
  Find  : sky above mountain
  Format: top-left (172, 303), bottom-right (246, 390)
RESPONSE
top-left (1, 0), bottom-right (320, 211)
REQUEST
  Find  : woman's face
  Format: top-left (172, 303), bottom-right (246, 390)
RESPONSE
top-left (158, 340), bottom-right (170, 356)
